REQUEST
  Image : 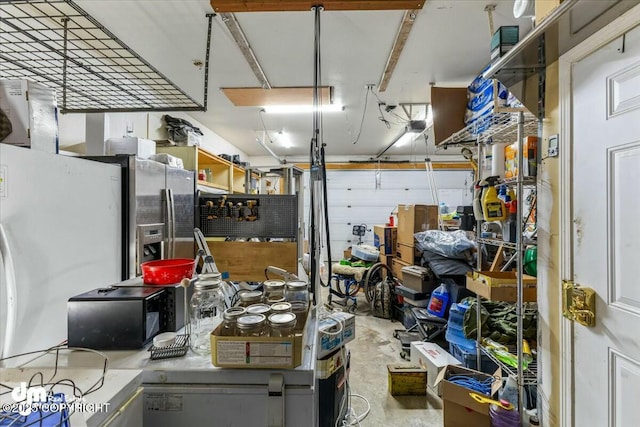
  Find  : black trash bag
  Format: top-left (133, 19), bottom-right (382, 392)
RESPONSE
top-left (163, 114), bottom-right (203, 142)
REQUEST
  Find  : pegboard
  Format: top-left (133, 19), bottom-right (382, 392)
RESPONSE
top-left (198, 194), bottom-right (298, 239)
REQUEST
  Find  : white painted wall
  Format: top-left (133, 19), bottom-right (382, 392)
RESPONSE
top-left (57, 111), bottom-right (249, 161)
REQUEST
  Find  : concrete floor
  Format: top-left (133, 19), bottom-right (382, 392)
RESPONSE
top-left (320, 287), bottom-right (444, 427)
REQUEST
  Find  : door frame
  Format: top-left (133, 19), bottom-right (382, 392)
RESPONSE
top-left (558, 5), bottom-right (640, 426)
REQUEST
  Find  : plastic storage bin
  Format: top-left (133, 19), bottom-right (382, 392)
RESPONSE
top-left (449, 342), bottom-right (499, 374)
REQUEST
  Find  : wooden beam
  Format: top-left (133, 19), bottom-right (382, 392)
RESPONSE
top-left (222, 87), bottom-right (333, 106)
top-left (293, 162), bottom-right (472, 170)
top-left (211, 1), bottom-right (425, 13)
top-left (377, 9), bottom-right (419, 92)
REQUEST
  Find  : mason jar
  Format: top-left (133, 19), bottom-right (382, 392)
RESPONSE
top-left (270, 302), bottom-right (292, 315)
top-left (285, 280), bottom-right (309, 329)
top-left (262, 279), bottom-right (286, 302)
top-left (265, 295), bottom-right (286, 305)
top-left (239, 290), bottom-right (263, 307)
top-left (190, 277), bottom-right (224, 355)
top-left (246, 303), bottom-right (271, 317)
top-left (236, 314), bottom-right (267, 337)
top-left (268, 313), bottom-right (297, 338)
top-left (221, 306), bottom-right (246, 336)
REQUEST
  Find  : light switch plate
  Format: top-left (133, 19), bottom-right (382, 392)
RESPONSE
top-left (548, 134), bottom-right (559, 157)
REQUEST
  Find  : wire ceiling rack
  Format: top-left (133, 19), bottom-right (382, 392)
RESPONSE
top-left (0, 0), bottom-right (211, 113)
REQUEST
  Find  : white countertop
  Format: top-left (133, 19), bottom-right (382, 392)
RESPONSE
top-left (2, 309), bottom-right (318, 389)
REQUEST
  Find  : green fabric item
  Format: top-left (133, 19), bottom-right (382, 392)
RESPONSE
top-left (462, 297), bottom-right (537, 346)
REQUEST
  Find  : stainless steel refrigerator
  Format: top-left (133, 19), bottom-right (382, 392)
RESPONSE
top-left (0, 144), bottom-right (122, 358)
top-left (84, 155), bottom-right (195, 280)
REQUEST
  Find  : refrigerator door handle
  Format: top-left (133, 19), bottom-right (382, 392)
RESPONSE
top-left (0, 224), bottom-right (17, 359)
top-left (165, 188), bottom-right (175, 258)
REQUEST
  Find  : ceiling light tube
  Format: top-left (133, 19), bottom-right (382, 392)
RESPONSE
top-left (262, 104), bottom-right (344, 114)
top-left (376, 119), bottom-right (427, 158)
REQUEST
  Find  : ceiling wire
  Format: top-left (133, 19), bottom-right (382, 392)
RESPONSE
top-left (258, 109), bottom-right (275, 143)
top-left (351, 85), bottom-right (371, 144)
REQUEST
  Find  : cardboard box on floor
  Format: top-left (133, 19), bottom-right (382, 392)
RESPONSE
top-left (434, 365), bottom-right (502, 427)
top-left (396, 204), bottom-right (439, 245)
top-left (410, 341), bottom-right (461, 396)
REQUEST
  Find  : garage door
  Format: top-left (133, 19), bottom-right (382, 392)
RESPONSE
top-left (302, 168), bottom-right (473, 261)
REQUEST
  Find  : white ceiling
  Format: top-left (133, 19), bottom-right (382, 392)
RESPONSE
top-left (74, 0), bottom-right (532, 160)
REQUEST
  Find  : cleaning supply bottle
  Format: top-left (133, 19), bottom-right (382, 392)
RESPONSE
top-left (503, 199), bottom-right (518, 243)
top-left (482, 176), bottom-right (507, 221)
top-left (427, 283), bottom-right (450, 318)
top-left (499, 375), bottom-right (519, 406)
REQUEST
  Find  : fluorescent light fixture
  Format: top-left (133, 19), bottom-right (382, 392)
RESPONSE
top-left (376, 119), bottom-right (427, 158)
top-left (277, 132), bottom-right (293, 148)
top-left (262, 104), bottom-right (344, 114)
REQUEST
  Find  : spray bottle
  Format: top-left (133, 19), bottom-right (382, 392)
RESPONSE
top-left (482, 176), bottom-right (507, 221)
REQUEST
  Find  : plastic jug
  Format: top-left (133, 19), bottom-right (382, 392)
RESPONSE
top-left (427, 283), bottom-right (450, 318)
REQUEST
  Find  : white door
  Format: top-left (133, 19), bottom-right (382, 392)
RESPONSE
top-left (571, 19), bottom-right (640, 427)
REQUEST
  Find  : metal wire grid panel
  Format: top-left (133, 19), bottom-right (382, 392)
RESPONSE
top-left (480, 346), bottom-right (538, 386)
top-left (437, 111), bottom-right (539, 149)
top-left (0, 0), bottom-right (204, 112)
top-left (199, 194), bottom-right (298, 239)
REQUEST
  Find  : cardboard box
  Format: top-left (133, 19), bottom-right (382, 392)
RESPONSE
top-left (410, 342), bottom-right (462, 396)
top-left (435, 365), bottom-right (502, 427)
top-left (396, 243), bottom-right (420, 263)
top-left (391, 258), bottom-right (411, 280)
top-left (401, 265), bottom-right (435, 294)
top-left (387, 364), bottom-right (427, 396)
top-left (505, 136), bottom-right (538, 178)
top-left (317, 311), bottom-right (356, 359)
top-left (210, 308), bottom-right (309, 369)
top-left (397, 205), bottom-right (439, 245)
top-left (373, 225), bottom-right (397, 255)
top-left (466, 271), bottom-right (537, 302)
top-left (0, 79), bottom-right (58, 153)
top-left (107, 137), bottom-right (156, 159)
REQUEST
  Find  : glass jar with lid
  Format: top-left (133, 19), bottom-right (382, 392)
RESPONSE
top-left (285, 279), bottom-right (309, 307)
top-left (262, 279), bottom-right (286, 302)
top-left (190, 277), bottom-right (224, 355)
top-left (239, 290), bottom-right (263, 307)
top-left (236, 314), bottom-right (267, 337)
top-left (265, 295), bottom-right (286, 305)
top-left (221, 306), bottom-right (246, 336)
top-left (246, 303), bottom-right (271, 317)
top-left (268, 313), bottom-right (297, 338)
top-left (270, 302), bottom-right (292, 315)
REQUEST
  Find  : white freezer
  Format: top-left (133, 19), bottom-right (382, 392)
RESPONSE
top-left (0, 144), bottom-right (122, 358)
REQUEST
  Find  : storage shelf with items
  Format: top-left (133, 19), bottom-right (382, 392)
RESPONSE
top-left (448, 109), bottom-right (539, 421)
top-left (156, 146), bottom-right (248, 194)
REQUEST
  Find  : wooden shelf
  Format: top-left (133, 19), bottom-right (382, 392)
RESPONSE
top-left (156, 146), bottom-right (248, 193)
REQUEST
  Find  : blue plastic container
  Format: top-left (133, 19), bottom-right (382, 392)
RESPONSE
top-left (449, 342), bottom-right (499, 374)
top-left (426, 283), bottom-right (450, 318)
top-left (445, 302), bottom-right (477, 352)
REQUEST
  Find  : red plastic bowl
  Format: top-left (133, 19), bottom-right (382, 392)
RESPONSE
top-left (141, 258), bottom-right (195, 285)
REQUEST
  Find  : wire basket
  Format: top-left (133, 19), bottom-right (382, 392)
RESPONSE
top-left (148, 334), bottom-right (190, 360)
